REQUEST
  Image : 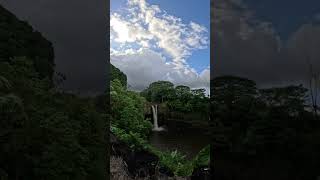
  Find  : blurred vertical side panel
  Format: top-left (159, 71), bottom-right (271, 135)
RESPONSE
top-left (0, 0), bottom-right (109, 179)
top-left (211, 0), bottom-right (320, 179)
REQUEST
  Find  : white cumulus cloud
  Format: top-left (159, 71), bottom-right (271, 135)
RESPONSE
top-left (110, 0), bottom-right (209, 92)
top-left (111, 49), bottom-right (209, 91)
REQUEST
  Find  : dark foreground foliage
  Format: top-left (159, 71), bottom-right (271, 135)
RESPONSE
top-left (211, 75), bottom-right (320, 179)
top-left (0, 58), bottom-right (106, 180)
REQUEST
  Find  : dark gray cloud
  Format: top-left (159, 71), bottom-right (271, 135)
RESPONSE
top-left (212, 0), bottom-right (320, 88)
top-left (0, 0), bottom-right (108, 94)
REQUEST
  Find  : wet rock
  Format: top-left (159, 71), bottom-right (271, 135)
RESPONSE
top-left (110, 131), bottom-right (131, 158)
top-left (159, 166), bottom-right (174, 177)
top-left (126, 149), bottom-right (159, 177)
top-left (110, 131), bottom-right (159, 178)
top-left (191, 166), bottom-right (211, 180)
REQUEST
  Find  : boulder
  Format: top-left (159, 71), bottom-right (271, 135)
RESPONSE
top-left (126, 149), bottom-right (159, 177)
top-left (110, 131), bottom-right (160, 178)
top-left (191, 166), bottom-right (211, 180)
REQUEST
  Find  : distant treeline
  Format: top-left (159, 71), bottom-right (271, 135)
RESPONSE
top-left (141, 81), bottom-right (209, 115)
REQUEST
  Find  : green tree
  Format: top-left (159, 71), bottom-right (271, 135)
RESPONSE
top-left (111, 79), bottom-right (152, 138)
top-left (260, 85), bottom-right (308, 115)
top-left (141, 81), bottom-right (175, 103)
top-left (211, 76), bottom-right (258, 151)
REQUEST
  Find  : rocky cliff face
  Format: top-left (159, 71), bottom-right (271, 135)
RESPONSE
top-left (110, 131), bottom-right (174, 179)
top-left (0, 5), bottom-right (55, 81)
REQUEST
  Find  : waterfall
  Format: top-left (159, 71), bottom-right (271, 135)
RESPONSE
top-left (151, 105), bottom-right (164, 131)
top-left (151, 105), bottom-right (158, 129)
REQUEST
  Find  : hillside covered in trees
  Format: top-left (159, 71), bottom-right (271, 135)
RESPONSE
top-left (0, 5), bottom-right (54, 81)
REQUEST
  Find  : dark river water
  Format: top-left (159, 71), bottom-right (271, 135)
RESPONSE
top-left (149, 121), bottom-right (210, 159)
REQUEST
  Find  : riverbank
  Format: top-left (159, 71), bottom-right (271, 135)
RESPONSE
top-left (110, 131), bottom-right (210, 179)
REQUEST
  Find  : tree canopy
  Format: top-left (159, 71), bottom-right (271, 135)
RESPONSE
top-left (141, 81), bottom-right (209, 114)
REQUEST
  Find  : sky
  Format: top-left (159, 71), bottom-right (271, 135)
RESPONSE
top-left (212, 0), bottom-right (320, 88)
top-left (1, 0), bottom-right (320, 94)
top-left (110, 0), bottom-right (210, 92)
top-left (0, 0), bottom-right (108, 95)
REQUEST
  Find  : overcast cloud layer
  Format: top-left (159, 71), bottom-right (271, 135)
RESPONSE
top-left (213, 0), bottom-right (320, 88)
top-left (111, 0), bottom-right (210, 92)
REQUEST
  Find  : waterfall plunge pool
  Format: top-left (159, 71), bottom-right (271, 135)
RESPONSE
top-left (149, 121), bottom-right (210, 160)
top-left (149, 105), bottom-right (209, 159)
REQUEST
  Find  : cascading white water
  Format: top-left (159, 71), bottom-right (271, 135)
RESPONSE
top-left (151, 105), bottom-right (158, 129)
top-left (151, 105), bottom-right (164, 131)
